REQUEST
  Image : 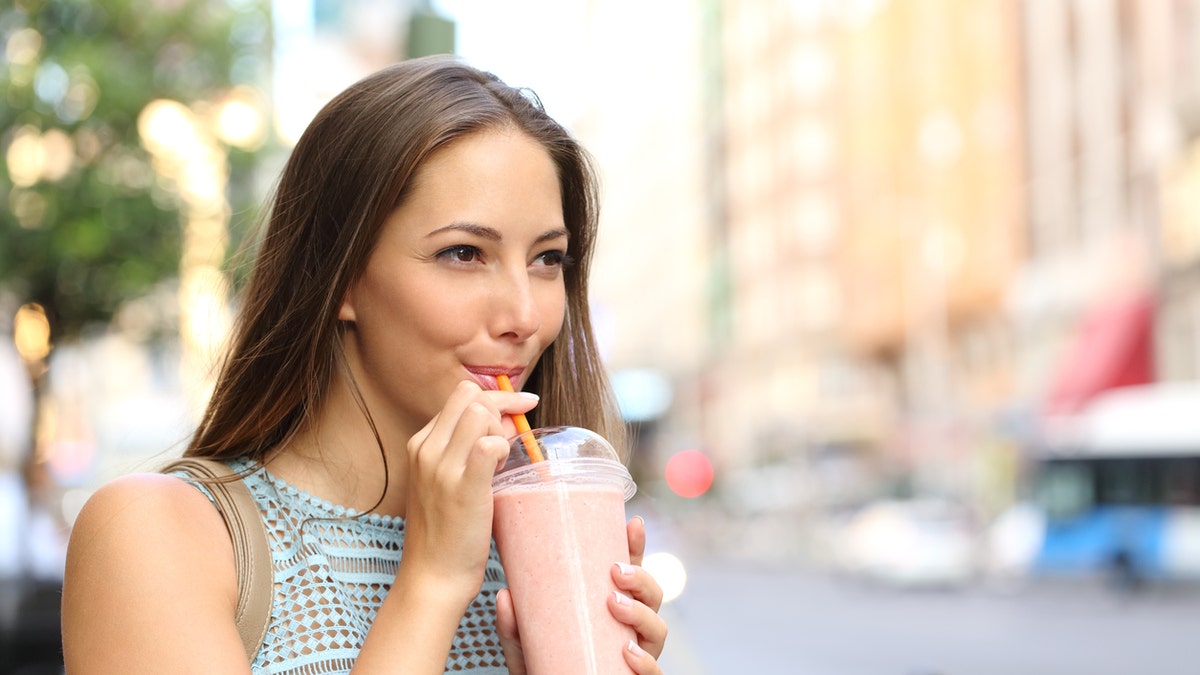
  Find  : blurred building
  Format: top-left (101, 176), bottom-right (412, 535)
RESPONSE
top-left (673, 0), bottom-right (1027, 508)
top-left (1126, 3), bottom-right (1200, 382)
top-left (834, 0), bottom-right (1026, 499)
top-left (590, 0), bottom-right (1200, 508)
top-left (1017, 0), bottom-right (1165, 418)
top-left (711, 1), bottom-right (876, 475)
top-left (1012, 0), bottom-right (1200, 451)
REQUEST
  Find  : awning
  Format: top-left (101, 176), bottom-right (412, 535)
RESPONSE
top-left (1042, 291), bottom-right (1156, 417)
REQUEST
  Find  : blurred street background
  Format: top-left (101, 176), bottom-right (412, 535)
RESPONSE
top-left (5, 0), bottom-right (1200, 673)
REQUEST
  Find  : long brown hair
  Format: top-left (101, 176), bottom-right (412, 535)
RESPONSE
top-left (186, 55), bottom-right (625, 463)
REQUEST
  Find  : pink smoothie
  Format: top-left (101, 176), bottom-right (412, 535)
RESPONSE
top-left (493, 482), bottom-right (636, 675)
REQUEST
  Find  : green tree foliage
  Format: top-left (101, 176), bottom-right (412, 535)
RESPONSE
top-left (0, 0), bottom-right (270, 341)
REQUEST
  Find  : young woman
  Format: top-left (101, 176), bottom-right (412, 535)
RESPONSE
top-left (61, 56), bottom-right (668, 674)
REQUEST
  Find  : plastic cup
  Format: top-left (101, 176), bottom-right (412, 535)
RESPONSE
top-left (491, 426), bottom-right (638, 675)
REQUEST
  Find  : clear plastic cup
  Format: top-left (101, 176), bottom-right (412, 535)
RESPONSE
top-left (491, 426), bottom-right (638, 675)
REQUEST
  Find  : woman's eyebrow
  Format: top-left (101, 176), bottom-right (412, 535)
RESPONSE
top-left (426, 222), bottom-right (501, 241)
top-left (427, 223), bottom-right (569, 244)
top-left (535, 227), bottom-right (570, 244)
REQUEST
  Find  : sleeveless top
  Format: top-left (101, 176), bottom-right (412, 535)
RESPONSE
top-left (175, 458), bottom-right (509, 674)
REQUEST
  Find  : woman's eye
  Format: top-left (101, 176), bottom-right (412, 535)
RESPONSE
top-left (436, 245), bottom-right (483, 264)
top-left (534, 250), bottom-right (575, 268)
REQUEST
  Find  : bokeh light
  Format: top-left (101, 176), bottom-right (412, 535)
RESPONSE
top-left (138, 99), bottom-right (201, 160)
top-left (642, 551), bottom-right (687, 604)
top-left (213, 85), bottom-right (266, 150)
top-left (6, 125), bottom-right (45, 187)
top-left (664, 449), bottom-right (714, 499)
top-left (5, 27), bottom-right (43, 66)
top-left (14, 303), bottom-right (52, 365)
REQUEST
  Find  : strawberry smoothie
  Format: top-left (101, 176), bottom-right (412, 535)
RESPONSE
top-left (493, 480), bottom-right (636, 675)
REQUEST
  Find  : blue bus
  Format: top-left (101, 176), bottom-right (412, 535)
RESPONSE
top-left (996, 383), bottom-right (1200, 584)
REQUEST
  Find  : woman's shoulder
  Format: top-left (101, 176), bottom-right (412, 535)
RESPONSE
top-left (62, 472), bottom-right (244, 670)
top-left (66, 471), bottom-right (236, 584)
top-left (73, 471), bottom-right (224, 533)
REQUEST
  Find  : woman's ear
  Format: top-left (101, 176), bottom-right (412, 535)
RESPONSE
top-left (338, 290), bottom-right (357, 322)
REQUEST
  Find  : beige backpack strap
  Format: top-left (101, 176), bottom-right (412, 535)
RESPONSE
top-left (162, 458), bottom-right (271, 663)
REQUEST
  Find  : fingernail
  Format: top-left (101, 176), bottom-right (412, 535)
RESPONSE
top-left (517, 391), bottom-right (540, 400)
top-left (626, 639), bottom-right (646, 657)
top-left (615, 562), bottom-right (636, 576)
top-left (613, 590), bottom-right (632, 606)
top-left (633, 515), bottom-right (645, 528)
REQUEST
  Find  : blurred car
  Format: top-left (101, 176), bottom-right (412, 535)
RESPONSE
top-left (982, 501), bottom-right (1046, 584)
top-left (833, 498), bottom-right (978, 588)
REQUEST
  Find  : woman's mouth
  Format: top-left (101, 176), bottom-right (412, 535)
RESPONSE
top-left (464, 366), bottom-right (525, 391)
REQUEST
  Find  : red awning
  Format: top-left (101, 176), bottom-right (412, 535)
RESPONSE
top-left (1042, 291), bottom-right (1156, 417)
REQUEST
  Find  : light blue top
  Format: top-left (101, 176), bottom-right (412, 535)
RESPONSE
top-left (177, 458), bottom-right (509, 674)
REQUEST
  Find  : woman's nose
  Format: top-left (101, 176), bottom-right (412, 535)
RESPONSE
top-left (491, 268), bottom-right (542, 341)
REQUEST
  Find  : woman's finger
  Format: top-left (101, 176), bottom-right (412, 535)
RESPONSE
top-left (622, 638), bottom-right (664, 675)
top-left (609, 570), bottom-right (668, 657)
top-left (410, 380), bottom-right (481, 467)
top-left (482, 389), bottom-right (539, 440)
top-left (610, 587), bottom-right (667, 674)
top-left (412, 383), bottom-right (535, 471)
top-left (431, 386), bottom-right (539, 457)
top-left (495, 588), bottom-right (527, 675)
top-left (439, 401), bottom-right (500, 472)
top-left (484, 388), bottom-right (540, 416)
top-left (612, 561), bottom-right (664, 613)
top-left (626, 516), bottom-right (647, 567)
top-left (406, 411), bottom-right (436, 457)
top-left (462, 434), bottom-right (510, 486)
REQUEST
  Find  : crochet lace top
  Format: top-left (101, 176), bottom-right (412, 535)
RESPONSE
top-left (176, 458), bottom-right (508, 674)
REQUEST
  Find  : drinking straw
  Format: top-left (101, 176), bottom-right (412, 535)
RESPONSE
top-left (496, 374), bottom-right (545, 463)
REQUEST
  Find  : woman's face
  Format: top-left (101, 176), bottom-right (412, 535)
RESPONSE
top-left (338, 127), bottom-right (569, 438)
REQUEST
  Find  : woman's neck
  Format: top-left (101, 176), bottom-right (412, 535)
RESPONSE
top-left (264, 375), bottom-right (412, 518)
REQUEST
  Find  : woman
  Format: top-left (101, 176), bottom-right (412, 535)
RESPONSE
top-left (62, 56), bottom-right (668, 673)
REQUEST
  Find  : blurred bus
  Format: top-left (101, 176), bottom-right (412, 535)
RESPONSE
top-left (991, 383), bottom-right (1200, 584)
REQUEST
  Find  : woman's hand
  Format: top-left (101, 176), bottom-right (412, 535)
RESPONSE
top-left (359, 381), bottom-right (536, 675)
top-left (494, 589), bottom-right (526, 673)
top-left (610, 516), bottom-right (669, 673)
top-left (495, 515), bottom-right (670, 674)
top-left (398, 380), bottom-right (536, 601)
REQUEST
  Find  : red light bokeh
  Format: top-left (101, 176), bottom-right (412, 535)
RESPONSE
top-left (665, 449), bottom-right (714, 498)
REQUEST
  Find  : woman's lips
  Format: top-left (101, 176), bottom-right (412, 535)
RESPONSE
top-left (465, 366), bottom-right (524, 391)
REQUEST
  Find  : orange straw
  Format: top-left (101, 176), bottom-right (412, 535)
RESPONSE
top-left (497, 374), bottom-right (545, 463)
